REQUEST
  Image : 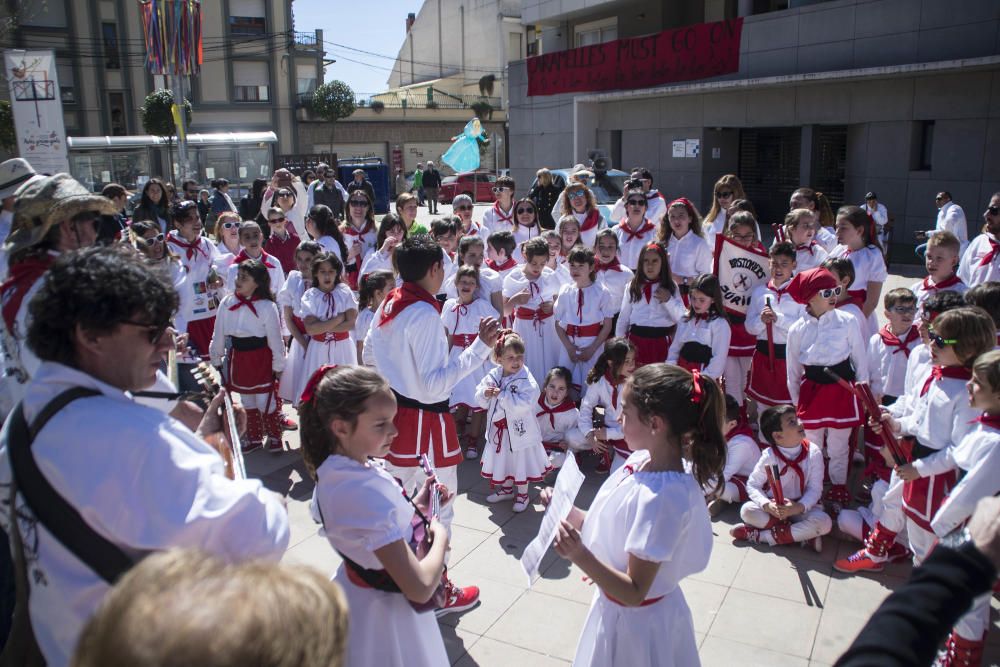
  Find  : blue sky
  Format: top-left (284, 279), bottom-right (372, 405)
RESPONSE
top-left (292, 0), bottom-right (421, 96)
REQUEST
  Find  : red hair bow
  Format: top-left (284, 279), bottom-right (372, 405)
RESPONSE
top-left (300, 364), bottom-right (338, 405)
top-left (689, 368), bottom-right (703, 405)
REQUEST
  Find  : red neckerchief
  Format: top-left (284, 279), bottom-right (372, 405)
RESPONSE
top-left (343, 219), bottom-right (375, 237)
top-left (595, 257), bottom-right (622, 272)
top-left (492, 201), bottom-right (514, 225)
top-left (975, 413), bottom-right (1000, 430)
top-left (879, 324), bottom-right (920, 358)
top-left (167, 233), bottom-right (208, 261)
top-left (922, 274), bottom-right (962, 292)
top-left (692, 311), bottom-right (710, 321)
top-left (579, 209), bottom-right (601, 232)
top-left (725, 422), bottom-right (756, 442)
top-left (536, 395), bottom-right (575, 428)
top-left (604, 370), bottom-right (622, 410)
top-left (979, 237), bottom-right (1000, 267)
top-left (767, 279), bottom-right (790, 303)
top-left (378, 281), bottom-right (441, 327)
top-left (0, 255), bottom-right (55, 331)
top-left (641, 277), bottom-right (657, 303)
top-left (920, 365), bottom-right (973, 397)
top-left (795, 241), bottom-right (817, 255)
top-left (229, 293), bottom-right (260, 316)
top-left (772, 440), bottom-right (809, 492)
top-left (234, 248), bottom-right (276, 269)
top-left (618, 218), bottom-right (655, 242)
top-left (486, 257), bottom-right (516, 272)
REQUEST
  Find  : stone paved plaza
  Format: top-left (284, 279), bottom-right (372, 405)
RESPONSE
top-left (258, 214), bottom-right (999, 665)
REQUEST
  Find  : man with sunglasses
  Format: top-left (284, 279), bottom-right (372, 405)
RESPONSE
top-left (312, 168), bottom-right (346, 219)
top-left (610, 167), bottom-right (666, 226)
top-left (0, 247), bottom-right (289, 666)
top-left (917, 191), bottom-right (968, 258)
top-left (0, 174), bottom-right (113, 418)
top-left (958, 192), bottom-right (1000, 286)
top-left (346, 168), bottom-right (375, 206)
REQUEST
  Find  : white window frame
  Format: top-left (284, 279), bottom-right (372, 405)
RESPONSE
top-left (574, 17), bottom-right (617, 47)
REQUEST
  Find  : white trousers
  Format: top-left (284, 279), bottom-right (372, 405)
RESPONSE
top-left (724, 356), bottom-right (752, 404)
top-left (740, 503), bottom-right (832, 543)
top-left (804, 427), bottom-right (852, 485)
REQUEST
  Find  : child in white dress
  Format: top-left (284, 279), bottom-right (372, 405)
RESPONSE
top-left (615, 241), bottom-right (685, 367)
top-left (555, 246), bottom-right (615, 394)
top-left (297, 252), bottom-right (358, 399)
top-left (443, 266), bottom-right (500, 460)
top-left (780, 208), bottom-right (828, 273)
top-left (666, 273), bottom-right (732, 381)
top-left (658, 197), bottom-right (712, 306)
top-left (594, 229), bottom-right (634, 326)
top-left (579, 338), bottom-right (637, 474)
top-left (475, 332), bottom-right (551, 512)
top-left (355, 270), bottom-right (393, 364)
top-left (277, 240), bottom-right (320, 406)
top-left (548, 364), bottom-right (726, 667)
top-left (828, 205), bottom-right (888, 338)
top-left (302, 365), bottom-right (452, 667)
top-left (503, 237), bottom-right (561, 382)
top-left (536, 367), bottom-right (584, 469)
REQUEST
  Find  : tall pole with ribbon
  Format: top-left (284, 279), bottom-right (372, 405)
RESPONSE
top-left (139, 0), bottom-right (202, 181)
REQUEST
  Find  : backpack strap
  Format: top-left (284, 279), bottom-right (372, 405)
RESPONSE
top-left (7, 388), bottom-right (136, 585)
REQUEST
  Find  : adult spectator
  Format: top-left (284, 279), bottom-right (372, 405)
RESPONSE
top-left (72, 550), bottom-right (347, 667)
top-left (261, 169), bottom-right (309, 235)
top-left (422, 161), bottom-right (442, 214)
top-left (835, 497), bottom-right (1000, 667)
top-left (861, 191), bottom-right (890, 257)
top-left (131, 178), bottom-right (170, 233)
top-left (312, 166), bottom-right (347, 219)
top-left (347, 168), bottom-right (375, 204)
top-left (917, 191), bottom-right (968, 258)
top-left (550, 166), bottom-right (593, 223)
top-left (209, 178), bottom-right (238, 218)
top-left (413, 162), bottom-right (425, 206)
top-left (0, 174), bottom-right (113, 418)
top-left (0, 246), bottom-right (289, 667)
top-left (528, 168), bottom-right (562, 230)
top-left (239, 177), bottom-right (268, 224)
top-left (394, 168), bottom-right (408, 198)
top-left (305, 162), bottom-right (328, 210)
top-left (610, 167), bottom-right (667, 226)
top-left (196, 189), bottom-right (211, 222)
top-left (97, 184), bottom-right (129, 245)
top-left (180, 179), bottom-right (199, 202)
top-left (958, 192), bottom-right (1000, 286)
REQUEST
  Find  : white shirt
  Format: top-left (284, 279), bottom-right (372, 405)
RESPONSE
top-left (910, 275), bottom-right (968, 310)
top-left (342, 221), bottom-right (378, 269)
top-left (511, 224), bottom-right (543, 263)
top-left (786, 309), bottom-right (869, 404)
top-left (829, 245), bottom-right (888, 292)
top-left (612, 218), bottom-right (658, 270)
top-left (609, 190), bottom-right (666, 226)
top-left (209, 294), bottom-right (285, 372)
top-left (615, 286), bottom-right (685, 335)
top-left (667, 315), bottom-right (732, 379)
top-left (930, 421), bottom-right (1000, 536)
top-left (0, 362), bottom-right (289, 667)
top-left (502, 266), bottom-right (561, 309)
top-left (554, 282), bottom-right (614, 330)
top-left (315, 235), bottom-right (346, 265)
top-left (747, 442), bottom-right (824, 509)
top-left (704, 210), bottom-right (762, 251)
top-left (666, 230), bottom-right (712, 280)
top-left (366, 293), bottom-right (492, 404)
top-left (444, 265), bottom-right (502, 304)
top-left (482, 202), bottom-right (516, 235)
top-left (717, 432), bottom-right (762, 486)
top-left (300, 284), bottom-right (357, 326)
top-left (277, 270), bottom-right (308, 313)
top-left (930, 201), bottom-right (969, 255)
top-left (867, 325), bottom-right (921, 399)
top-left (815, 226), bottom-right (838, 253)
top-left (167, 232), bottom-right (221, 323)
top-left (958, 232), bottom-right (1000, 286)
top-left (899, 370), bottom-right (977, 454)
top-left (578, 375), bottom-right (624, 440)
top-left (536, 398), bottom-right (583, 448)
top-left (594, 263), bottom-right (634, 314)
top-left (224, 251), bottom-right (286, 297)
top-left (441, 297), bottom-right (497, 343)
top-left (744, 281), bottom-right (803, 344)
top-left (887, 344), bottom-right (933, 420)
top-left (359, 248), bottom-right (394, 280)
top-left (792, 241), bottom-right (828, 274)
top-left (862, 202), bottom-right (888, 228)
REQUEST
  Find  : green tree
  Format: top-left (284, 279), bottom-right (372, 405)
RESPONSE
top-left (311, 80), bottom-right (357, 149)
top-left (140, 89), bottom-right (192, 179)
top-left (0, 101), bottom-right (15, 153)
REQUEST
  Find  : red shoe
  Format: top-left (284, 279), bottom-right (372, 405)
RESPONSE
top-left (887, 542), bottom-right (913, 564)
top-left (435, 580), bottom-right (480, 618)
top-left (281, 415), bottom-right (298, 431)
top-left (833, 548), bottom-right (885, 573)
top-left (729, 524), bottom-right (762, 543)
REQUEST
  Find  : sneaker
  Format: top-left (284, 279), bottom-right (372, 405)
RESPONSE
top-left (513, 493), bottom-right (530, 513)
top-left (435, 581), bottom-right (480, 618)
top-left (266, 437), bottom-right (283, 453)
top-left (810, 535), bottom-right (823, 553)
top-left (486, 487), bottom-right (514, 503)
top-left (595, 457), bottom-right (611, 474)
top-left (707, 498), bottom-right (727, 517)
top-left (241, 440), bottom-right (262, 454)
top-left (465, 444), bottom-right (479, 460)
top-left (729, 524), bottom-right (761, 543)
top-left (833, 548), bottom-right (886, 573)
top-left (281, 415), bottom-right (298, 431)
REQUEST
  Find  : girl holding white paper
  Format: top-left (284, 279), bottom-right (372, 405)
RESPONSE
top-left (545, 364), bottom-right (726, 667)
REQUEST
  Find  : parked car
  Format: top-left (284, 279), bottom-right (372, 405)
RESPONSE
top-left (437, 170), bottom-right (498, 203)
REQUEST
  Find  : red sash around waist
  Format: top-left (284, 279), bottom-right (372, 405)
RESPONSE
top-left (606, 593), bottom-right (665, 607)
top-left (515, 307), bottom-right (553, 322)
top-left (451, 333), bottom-right (477, 348)
top-left (312, 331), bottom-right (351, 342)
top-left (566, 323), bottom-right (602, 337)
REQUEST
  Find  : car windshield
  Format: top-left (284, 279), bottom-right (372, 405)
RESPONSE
top-left (585, 173), bottom-right (626, 204)
top-left (441, 176), bottom-right (458, 184)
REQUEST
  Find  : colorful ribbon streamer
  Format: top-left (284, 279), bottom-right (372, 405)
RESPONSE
top-left (139, 0), bottom-right (203, 75)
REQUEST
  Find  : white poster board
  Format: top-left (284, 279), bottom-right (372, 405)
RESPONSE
top-left (520, 453), bottom-right (585, 586)
top-left (5, 50), bottom-right (70, 175)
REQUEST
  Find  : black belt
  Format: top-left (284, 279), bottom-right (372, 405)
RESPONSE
top-left (804, 359), bottom-right (855, 384)
top-left (729, 313), bottom-right (746, 325)
top-left (230, 336), bottom-right (267, 351)
top-left (911, 439), bottom-right (937, 461)
top-left (339, 551), bottom-right (402, 594)
top-left (882, 395), bottom-right (898, 407)
top-left (755, 340), bottom-right (787, 359)
top-left (629, 325), bottom-right (670, 339)
top-left (392, 389), bottom-right (449, 414)
top-left (679, 341), bottom-right (712, 364)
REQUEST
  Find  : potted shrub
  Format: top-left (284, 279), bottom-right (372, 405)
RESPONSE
top-left (370, 100), bottom-right (385, 113)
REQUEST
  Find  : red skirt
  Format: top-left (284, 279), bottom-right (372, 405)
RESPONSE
top-left (186, 316), bottom-right (216, 360)
top-left (226, 346), bottom-right (275, 394)
top-left (746, 351), bottom-right (791, 406)
top-left (903, 472), bottom-right (956, 532)
top-left (386, 403), bottom-right (463, 468)
top-left (796, 379), bottom-right (863, 429)
top-left (609, 438), bottom-right (631, 460)
top-left (728, 322), bottom-right (756, 358)
top-left (628, 332), bottom-right (670, 367)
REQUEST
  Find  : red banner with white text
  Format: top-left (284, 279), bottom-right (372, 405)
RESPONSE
top-left (526, 18), bottom-right (743, 97)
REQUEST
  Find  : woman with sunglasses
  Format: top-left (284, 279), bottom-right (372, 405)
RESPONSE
top-left (261, 169), bottom-right (308, 236)
top-left (342, 191), bottom-right (378, 290)
top-left (559, 183), bottom-right (605, 248)
top-left (958, 192), bottom-right (1000, 287)
top-left (612, 188), bottom-right (657, 270)
top-left (510, 197), bottom-right (541, 262)
top-left (451, 194), bottom-right (488, 243)
top-left (703, 175), bottom-right (746, 248)
top-left (209, 211), bottom-right (244, 289)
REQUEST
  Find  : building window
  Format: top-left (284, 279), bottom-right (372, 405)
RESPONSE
top-left (108, 92), bottom-right (127, 135)
top-left (17, 0), bottom-right (68, 27)
top-left (912, 120), bottom-right (934, 171)
top-left (233, 61), bottom-right (269, 102)
top-left (103, 23), bottom-right (120, 70)
top-left (57, 61), bottom-right (76, 105)
top-left (296, 63), bottom-right (317, 97)
top-left (508, 32), bottom-right (523, 62)
top-left (229, 0), bottom-right (266, 36)
top-left (574, 17), bottom-right (616, 47)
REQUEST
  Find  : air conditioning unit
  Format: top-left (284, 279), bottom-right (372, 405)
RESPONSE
top-left (587, 149), bottom-right (610, 174)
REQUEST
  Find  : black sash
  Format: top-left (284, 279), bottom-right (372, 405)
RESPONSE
top-left (392, 389), bottom-right (450, 414)
top-left (804, 358), bottom-right (855, 384)
top-left (679, 342), bottom-right (712, 364)
top-left (230, 335), bottom-right (267, 351)
top-left (755, 340), bottom-right (787, 359)
top-left (629, 325), bottom-right (670, 339)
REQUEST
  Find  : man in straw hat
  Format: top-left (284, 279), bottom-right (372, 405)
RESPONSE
top-left (0, 174), bottom-right (114, 417)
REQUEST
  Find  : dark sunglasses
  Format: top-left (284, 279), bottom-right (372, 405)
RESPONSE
top-left (716, 190), bottom-right (734, 199)
top-left (928, 327), bottom-right (958, 348)
top-left (626, 198), bottom-right (646, 206)
top-left (515, 207), bottom-right (535, 215)
top-left (268, 216), bottom-right (286, 224)
top-left (122, 320), bottom-right (173, 344)
top-left (988, 205), bottom-right (1000, 216)
top-left (277, 191), bottom-right (294, 198)
top-left (136, 233), bottom-right (165, 247)
top-left (567, 190), bottom-right (586, 199)
top-left (349, 200), bottom-right (369, 207)
top-left (455, 205), bottom-right (473, 211)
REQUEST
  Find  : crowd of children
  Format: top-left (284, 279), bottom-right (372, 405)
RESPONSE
top-left (150, 170), bottom-right (1000, 667)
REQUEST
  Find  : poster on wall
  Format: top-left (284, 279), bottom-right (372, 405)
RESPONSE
top-left (5, 49), bottom-right (70, 175)
top-left (526, 18), bottom-right (743, 97)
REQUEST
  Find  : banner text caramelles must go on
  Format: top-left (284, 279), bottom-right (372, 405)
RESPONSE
top-left (526, 18), bottom-right (744, 97)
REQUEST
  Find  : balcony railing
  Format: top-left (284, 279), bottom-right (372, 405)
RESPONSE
top-left (356, 91), bottom-right (503, 111)
top-left (293, 31), bottom-right (319, 49)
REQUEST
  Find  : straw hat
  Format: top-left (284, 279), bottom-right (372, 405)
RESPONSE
top-left (0, 158), bottom-right (43, 199)
top-left (5, 174), bottom-right (117, 254)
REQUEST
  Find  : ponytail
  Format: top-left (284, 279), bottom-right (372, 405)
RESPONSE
top-left (586, 337), bottom-right (634, 385)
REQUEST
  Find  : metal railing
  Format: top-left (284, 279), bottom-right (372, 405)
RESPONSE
top-left (293, 31), bottom-right (319, 48)
top-left (356, 91), bottom-right (503, 111)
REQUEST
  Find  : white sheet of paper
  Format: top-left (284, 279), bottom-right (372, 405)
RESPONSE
top-left (521, 453), bottom-right (586, 586)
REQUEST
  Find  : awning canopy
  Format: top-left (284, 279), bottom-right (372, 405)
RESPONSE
top-left (67, 131), bottom-right (278, 150)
